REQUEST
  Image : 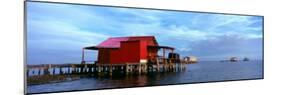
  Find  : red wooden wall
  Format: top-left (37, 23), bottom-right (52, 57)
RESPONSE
top-left (97, 38), bottom-right (159, 64)
top-left (109, 41), bottom-right (141, 64)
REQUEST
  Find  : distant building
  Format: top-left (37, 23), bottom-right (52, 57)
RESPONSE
top-left (243, 57), bottom-right (250, 61)
top-left (184, 56), bottom-right (198, 63)
top-left (230, 57), bottom-right (238, 62)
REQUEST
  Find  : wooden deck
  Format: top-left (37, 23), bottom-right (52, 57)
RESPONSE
top-left (26, 61), bottom-right (186, 77)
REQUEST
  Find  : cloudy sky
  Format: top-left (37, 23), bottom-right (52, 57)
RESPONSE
top-left (26, 2), bottom-right (263, 64)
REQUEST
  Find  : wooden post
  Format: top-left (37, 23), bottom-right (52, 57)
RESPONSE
top-left (80, 65), bottom-right (84, 73)
top-left (68, 66), bottom-right (71, 74)
top-left (144, 64), bottom-right (147, 74)
top-left (174, 64), bottom-right (175, 72)
top-left (163, 48), bottom-right (166, 64)
top-left (162, 64), bottom-right (165, 72)
top-left (156, 58), bottom-right (160, 72)
top-left (59, 67), bottom-right (63, 75)
top-left (103, 66), bottom-right (105, 72)
top-left (81, 48), bottom-right (85, 64)
top-left (93, 65), bottom-right (97, 74)
top-left (98, 66), bottom-right (101, 73)
top-left (138, 64), bottom-right (141, 74)
top-left (83, 64), bottom-right (88, 73)
top-left (49, 65), bottom-right (51, 75)
top-left (180, 63), bottom-right (183, 72)
top-left (126, 64), bottom-right (129, 75)
top-left (26, 69), bottom-right (29, 77)
top-left (43, 67), bottom-right (49, 75)
top-left (89, 66), bottom-right (92, 73)
top-left (128, 65), bottom-right (131, 74)
top-left (109, 65), bottom-right (112, 76)
top-left (32, 70), bottom-right (35, 75)
top-left (38, 68), bottom-right (41, 76)
top-left (52, 68), bottom-right (55, 75)
top-left (71, 65), bottom-right (75, 74)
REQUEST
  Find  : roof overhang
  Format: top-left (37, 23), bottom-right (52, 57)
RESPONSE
top-left (148, 45), bottom-right (175, 50)
top-left (83, 46), bottom-right (118, 50)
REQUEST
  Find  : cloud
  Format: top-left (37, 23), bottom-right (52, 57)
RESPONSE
top-left (27, 18), bottom-right (109, 64)
top-left (26, 2), bottom-right (263, 64)
top-left (27, 19), bottom-right (109, 48)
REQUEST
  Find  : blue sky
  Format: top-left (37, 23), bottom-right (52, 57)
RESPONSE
top-left (26, 2), bottom-right (263, 64)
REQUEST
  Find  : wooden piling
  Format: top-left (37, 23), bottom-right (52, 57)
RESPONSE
top-left (43, 67), bottom-right (49, 75)
top-left (52, 68), bottom-right (55, 75)
top-left (137, 64), bottom-right (141, 74)
top-left (59, 67), bottom-right (63, 75)
top-left (26, 69), bottom-right (29, 77)
top-left (67, 67), bottom-right (71, 74)
top-left (38, 69), bottom-right (41, 76)
top-left (32, 70), bottom-right (35, 75)
top-left (125, 64), bottom-right (129, 75)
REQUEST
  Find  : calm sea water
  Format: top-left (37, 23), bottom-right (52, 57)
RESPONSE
top-left (27, 60), bottom-right (263, 93)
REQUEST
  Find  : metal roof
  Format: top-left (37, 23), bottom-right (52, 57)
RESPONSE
top-left (84, 36), bottom-right (158, 50)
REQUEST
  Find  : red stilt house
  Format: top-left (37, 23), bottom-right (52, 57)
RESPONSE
top-left (82, 36), bottom-right (174, 64)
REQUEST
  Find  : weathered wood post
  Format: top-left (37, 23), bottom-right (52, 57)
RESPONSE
top-left (48, 64), bottom-right (52, 74)
top-left (59, 67), bottom-right (63, 75)
top-left (173, 64), bottom-right (176, 72)
top-left (167, 64), bottom-right (170, 72)
top-left (80, 65), bottom-right (83, 74)
top-left (109, 65), bottom-right (112, 76)
top-left (93, 65), bottom-right (97, 75)
top-left (81, 48), bottom-right (85, 64)
top-left (140, 64), bottom-right (144, 74)
top-left (83, 64), bottom-right (88, 73)
top-left (138, 64), bottom-right (141, 74)
top-left (180, 63), bottom-right (183, 72)
top-left (78, 67), bottom-right (80, 73)
top-left (126, 64), bottom-right (129, 75)
top-left (119, 65), bottom-right (123, 74)
top-left (130, 65), bottom-right (133, 74)
top-left (144, 64), bottom-right (147, 74)
top-left (98, 65), bottom-right (101, 73)
top-left (156, 58), bottom-right (160, 72)
top-left (52, 68), bottom-right (55, 75)
top-left (161, 64), bottom-right (164, 72)
top-left (176, 63), bottom-right (178, 72)
top-left (71, 65), bottom-right (76, 74)
top-left (89, 66), bottom-right (92, 73)
top-left (38, 68), bottom-right (41, 76)
top-left (43, 67), bottom-right (49, 75)
top-left (122, 64), bottom-right (127, 75)
top-left (101, 65), bottom-right (105, 76)
top-left (163, 48), bottom-right (166, 64)
top-left (68, 66), bottom-right (71, 74)
top-left (42, 65), bottom-right (50, 75)
top-left (32, 70), bottom-right (35, 75)
top-left (26, 69), bottom-right (29, 77)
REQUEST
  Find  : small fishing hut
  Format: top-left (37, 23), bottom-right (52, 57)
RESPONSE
top-left (81, 36), bottom-right (186, 74)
